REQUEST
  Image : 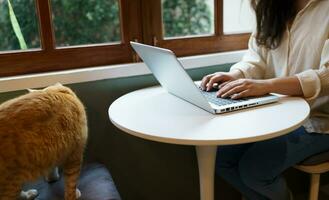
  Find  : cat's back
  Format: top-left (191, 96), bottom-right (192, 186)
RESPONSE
top-left (0, 85), bottom-right (86, 131)
top-left (0, 84), bottom-right (88, 156)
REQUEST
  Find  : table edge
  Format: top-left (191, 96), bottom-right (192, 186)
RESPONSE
top-left (108, 108), bottom-right (310, 146)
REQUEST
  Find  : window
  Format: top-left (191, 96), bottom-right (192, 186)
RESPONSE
top-left (223, 0), bottom-right (255, 34)
top-left (51, 0), bottom-right (122, 47)
top-left (0, 0), bottom-right (253, 77)
top-left (0, 0), bottom-right (40, 51)
top-left (162, 0), bottom-right (215, 38)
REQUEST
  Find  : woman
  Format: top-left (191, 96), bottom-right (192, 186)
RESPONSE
top-left (201, 0), bottom-right (329, 199)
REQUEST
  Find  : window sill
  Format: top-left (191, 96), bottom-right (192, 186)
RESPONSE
top-left (0, 50), bottom-right (246, 93)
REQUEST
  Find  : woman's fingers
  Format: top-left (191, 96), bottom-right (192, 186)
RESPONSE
top-left (231, 90), bottom-right (250, 99)
top-left (216, 79), bottom-right (269, 99)
top-left (220, 85), bottom-right (246, 98)
top-left (201, 72), bottom-right (238, 91)
top-left (201, 74), bottom-right (223, 91)
top-left (207, 76), bottom-right (222, 91)
top-left (218, 81), bottom-right (229, 89)
top-left (200, 74), bottom-right (213, 90)
top-left (207, 74), bottom-right (233, 91)
top-left (217, 79), bottom-right (246, 97)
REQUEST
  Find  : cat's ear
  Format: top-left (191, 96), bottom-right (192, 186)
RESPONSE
top-left (43, 83), bottom-right (63, 91)
top-left (47, 83), bottom-right (74, 95)
top-left (52, 83), bottom-right (71, 94)
top-left (27, 88), bottom-right (38, 93)
top-left (54, 82), bottom-right (63, 87)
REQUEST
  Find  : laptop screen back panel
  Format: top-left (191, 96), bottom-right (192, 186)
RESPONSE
top-left (131, 42), bottom-right (215, 114)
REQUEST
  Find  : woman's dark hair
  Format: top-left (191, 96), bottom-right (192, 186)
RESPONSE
top-left (251, 0), bottom-right (297, 49)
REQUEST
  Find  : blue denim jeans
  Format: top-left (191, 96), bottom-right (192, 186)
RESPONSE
top-left (215, 127), bottom-right (329, 200)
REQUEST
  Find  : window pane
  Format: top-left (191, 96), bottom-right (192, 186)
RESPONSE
top-left (51, 0), bottom-right (121, 47)
top-left (162, 0), bottom-right (214, 38)
top-left (223, 0), bottom-right (255, 34)
top-left (0, 0), bottom-right (40, 51)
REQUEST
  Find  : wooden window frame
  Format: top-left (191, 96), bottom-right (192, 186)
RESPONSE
top-left (0, 0), bottom-right (249, 77)
top-left (0, 0), bottom-right (143, 77)
top-left (143, 0), bottom-right (250, 57)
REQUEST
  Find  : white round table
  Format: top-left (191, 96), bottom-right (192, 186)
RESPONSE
top-left (108, 86), bottom-right (310, 200)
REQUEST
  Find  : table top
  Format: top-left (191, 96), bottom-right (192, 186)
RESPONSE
top-left (108, 86), bottom-right (310, 146)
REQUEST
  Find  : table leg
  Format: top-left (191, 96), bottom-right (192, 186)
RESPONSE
top-left (196, 145), bottom-right (217, 200)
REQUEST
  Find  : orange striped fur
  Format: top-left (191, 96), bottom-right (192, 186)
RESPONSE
top-left (0, 83), bottom-right (88, 200)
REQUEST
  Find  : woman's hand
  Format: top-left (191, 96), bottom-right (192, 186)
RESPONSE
top-left (200, 70), bottom-right (243, 91)
top-left (217, 79), bottom-right (273, 99)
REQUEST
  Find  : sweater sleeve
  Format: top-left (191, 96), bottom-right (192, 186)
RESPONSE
top-left (230, 34), bottom-right (268, 79)
top-left (295, 39), bottom-right (329, 101)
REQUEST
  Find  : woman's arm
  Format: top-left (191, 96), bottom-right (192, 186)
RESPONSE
top-left (267, 76), bottom-right (303, 96)
top-left (201, 34), bottom-right (268, 91)
top-left (221, 38), bottom-right (329, 100)
top-left (217, 76), bottom-right (303, 99)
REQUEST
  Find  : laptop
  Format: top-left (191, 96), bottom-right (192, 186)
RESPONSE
top-left (130, 41), bottom-right (279, 114)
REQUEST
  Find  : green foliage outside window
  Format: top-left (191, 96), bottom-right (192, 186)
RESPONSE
top-left (0, 0), bottom-right (213, 51)
top-left (162, 0), bottom-right (213, 38)
top-left (0, 0), bottom-right (40, 51)
top-left (51, 0), bottom-right (121, 46)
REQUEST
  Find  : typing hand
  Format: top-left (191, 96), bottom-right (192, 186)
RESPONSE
top-left (200, 71), bottom-right (241, 92)
top-left (216, 79), bottom-right (272, 99)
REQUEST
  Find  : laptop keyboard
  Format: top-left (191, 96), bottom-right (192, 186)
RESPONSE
top-left (200, 90), bottom-right (246, 106)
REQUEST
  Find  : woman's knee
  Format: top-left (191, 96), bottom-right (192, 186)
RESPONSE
top-left (238, 158), bottom-right (265, 188)
top-left (216, 144), bottom-right (251, 169)
top-left (216, 140), bottom-right (286, 185)
top-left (238, 141), bottom-right (287, 188)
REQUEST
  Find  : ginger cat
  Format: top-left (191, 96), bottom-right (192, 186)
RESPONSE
top-left (0, 83), bottom-right (88, 200)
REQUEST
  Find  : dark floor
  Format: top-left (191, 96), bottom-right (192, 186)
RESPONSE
top-left (291, 172), bottom-right (329, 200)
top-left (215, 168), bottom-right (329, 200)
top-left (319, 184), bottom-right (329, 200)
top-left (21, 166), bottom-right (329, 200)
top-left (294, 185), bottom-right (329, 200)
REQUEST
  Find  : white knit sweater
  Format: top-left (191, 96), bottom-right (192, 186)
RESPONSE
top-left (230, 0), bottom-right (329, 133)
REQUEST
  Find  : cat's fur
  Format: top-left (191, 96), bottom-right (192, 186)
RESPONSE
top-left (0, 83), bottom-right (88, 200)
